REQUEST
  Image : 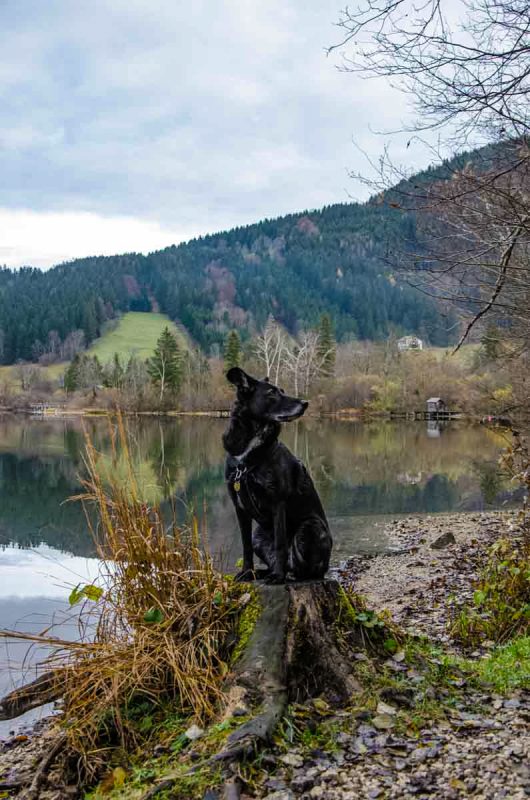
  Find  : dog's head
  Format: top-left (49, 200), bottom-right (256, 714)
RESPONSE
top-left (226, 368), bottom-right (308, 423)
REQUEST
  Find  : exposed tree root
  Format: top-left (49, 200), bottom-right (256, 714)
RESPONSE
top-left (140, 777), bottom-right (175, 799)
top-left (3, 580), bottom-right (366, 800)
top-left (0, 671), bottom-right (65, 721)
top-left (20, 733), bottom-right (67, 800)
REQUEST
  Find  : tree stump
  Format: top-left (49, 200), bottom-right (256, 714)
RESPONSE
top-left (215, 579), bottom-right (361, 761)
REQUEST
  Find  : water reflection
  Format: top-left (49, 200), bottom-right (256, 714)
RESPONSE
top-left (0, 414), bottom-right (516, 734)
top-left (0, 596), bottom-right (70, 736)
top-left (426, 420), bottom-right (444, 438)
top-left (0, 543), bottom-right (100, 736)
top-left (0, 543), bottom-right (100, 600)
top-left (0, 415), bottom-right (514, 561)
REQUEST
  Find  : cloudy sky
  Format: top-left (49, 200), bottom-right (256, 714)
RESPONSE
top-left (1, 0), bottom-right (442, 269)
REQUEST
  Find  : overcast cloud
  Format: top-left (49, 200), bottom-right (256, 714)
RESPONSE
top-left (1, 0), bottom-right (441, 268)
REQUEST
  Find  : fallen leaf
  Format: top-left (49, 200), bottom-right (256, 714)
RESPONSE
top-left (113, 767), bottom-right (127, 788)
top-left (212, 590), bottom-right (223, 606)
top-left (143, 606), bottom-right (164, 624)
top-left (312, 697), bottom-right (330, 714)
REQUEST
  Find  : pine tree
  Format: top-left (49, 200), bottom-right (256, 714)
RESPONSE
top-left (224, 330), bottom-right (241, 371)
top-left (481, 323), bottom-right (501, 361)
top-left (82, 299), bottom-right (99, 342)
top-left (107, 353), bottom-right (124, 388)
top-left (64, 354), bottom-right (80, 393)
top-left (147, 327), bottom-right (183, 402)
top-left (317, 314), bottom-right (336, 377)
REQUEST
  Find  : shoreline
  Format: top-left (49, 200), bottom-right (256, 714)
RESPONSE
top-left (336, 511), bottom-right (512, 648)
top-left (0, 406), bottom-right (506, 425)
top-left (1, 510), bottom-right (529, 798)
top-left (280, 511), bottom-right (529, 799)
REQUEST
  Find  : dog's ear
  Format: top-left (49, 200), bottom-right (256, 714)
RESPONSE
top-left (226, 367), bottom-right (257, 392)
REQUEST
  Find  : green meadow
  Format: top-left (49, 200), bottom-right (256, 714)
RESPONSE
top-left (0, 312), bottom-right (188, 392)
top-left (86, 312), bottom-right (187, 363)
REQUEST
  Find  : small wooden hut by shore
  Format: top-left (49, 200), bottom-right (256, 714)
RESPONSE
top-left (426, 397), bottom-right (448, 417)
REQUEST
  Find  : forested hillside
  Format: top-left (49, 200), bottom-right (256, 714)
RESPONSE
top-left (0, 179), bottom-right (462, 366)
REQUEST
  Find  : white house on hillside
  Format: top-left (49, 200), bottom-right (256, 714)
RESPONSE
top-left (397, 335), bottom-right (423, 352)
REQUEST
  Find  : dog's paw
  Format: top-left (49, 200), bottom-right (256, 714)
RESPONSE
top-left (254, 568), bottom-right (272, 580)
top-left (265, 572), bottom-right (286, 585)
top-left (234, 568), bottom-right (256, 583)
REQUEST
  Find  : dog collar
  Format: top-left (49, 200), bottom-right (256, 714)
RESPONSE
top-left (230, 461), bottom-right (258, 491)
top-left (233, 465), bottom-right (246, 492)
top-left (230, 439), bottom-right (279, 491)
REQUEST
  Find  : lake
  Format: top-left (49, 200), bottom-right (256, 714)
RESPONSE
top-left (0, 414), bottom-right (515, 734)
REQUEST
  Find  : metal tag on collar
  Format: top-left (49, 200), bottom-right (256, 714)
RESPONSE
top-left (233, 466), bottom-right (243, 493)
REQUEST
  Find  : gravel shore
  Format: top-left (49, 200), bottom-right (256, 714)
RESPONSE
top-left (259, 511), bottom-right (530, 800)
top-left (338, 511), bottom-right (513, 647)
top-left (1, 511), bottom-right (529, 800)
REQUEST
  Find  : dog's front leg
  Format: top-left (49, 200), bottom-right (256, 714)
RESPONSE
top-left (267, 501), bottom-right (288, 584)
top-left (235, 505), bottom-right (256, 582)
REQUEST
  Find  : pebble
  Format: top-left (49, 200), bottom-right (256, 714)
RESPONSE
top-left (431, 530), bottom-right (456, 549)
top-left (376, 701), bottom-right (397, 716)
top-left (372, 714), bottom-right (395, 730)
top-left (3, 512), bottom-right (526, 800)
top-left (291, 775), bottom-right (314, 793)
top-left (280, 753), bottom-right (304, 768)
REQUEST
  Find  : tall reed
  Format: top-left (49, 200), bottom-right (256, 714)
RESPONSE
top-left (10, 416), bottom-right (242, 778)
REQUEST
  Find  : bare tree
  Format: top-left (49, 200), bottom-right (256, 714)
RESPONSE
top-left (332, 0), bottom-right (529, 142)
top-left (61, 329), bottom-right (85, 361)
top-left (181, 347), bottom-right (211, 408)
top-left (15, 361), bottom-right (40, 391)
top-left (409, 152), bottom-right (530, 352)
top-left (122, 356), bottom-right (149, 405)
top-left (254, 316), bottom-right (289, 384)
top-left (331, 0), bottom-right (530, 357)
top-left (284, 331), bottom-right (336, 395)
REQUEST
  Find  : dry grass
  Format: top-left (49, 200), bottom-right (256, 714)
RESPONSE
top-left (1, 415), bottom-right (244, 780)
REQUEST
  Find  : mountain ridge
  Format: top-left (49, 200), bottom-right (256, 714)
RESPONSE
top-left (3, 145), bottom-right (503, 365)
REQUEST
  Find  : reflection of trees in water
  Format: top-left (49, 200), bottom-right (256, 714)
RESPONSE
top-left (471, 459), bottom-right (521, 508)
top-left (0, 452), bottom-right (95, 556)
top-left (325, 474), bottom-right (460, 515)
top-left (281, 420), bottom-right (508, 488)
top-left (0, 417), bottom-right (230, 558)
top-left (279, 420), bottom-right (516, 515)
top-left (0, 416), bottom-right (514, 558)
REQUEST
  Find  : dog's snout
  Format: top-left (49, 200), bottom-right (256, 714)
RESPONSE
top-left (302, 401), bottom-right (309, 410)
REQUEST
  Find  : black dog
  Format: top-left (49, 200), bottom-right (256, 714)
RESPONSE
top-left (223, 367), bottom-right (332, 584)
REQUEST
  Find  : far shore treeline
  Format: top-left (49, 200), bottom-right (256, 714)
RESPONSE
top-left (0, 142), bottom-right (527, 417)
top-left (0, 310), bottom-right (524, 418)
